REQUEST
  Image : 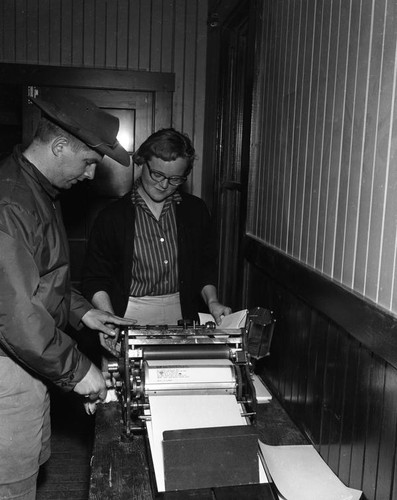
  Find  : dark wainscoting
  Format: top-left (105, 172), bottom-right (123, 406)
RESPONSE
top-left (243, 236), bottom-right (397, 500)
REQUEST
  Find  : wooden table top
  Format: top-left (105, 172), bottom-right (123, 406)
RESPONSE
top-left (89, 395), bottom-right (307, 500)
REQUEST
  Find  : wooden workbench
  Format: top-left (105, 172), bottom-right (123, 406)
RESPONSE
top-left (88, 391), bottom-right (307, 500)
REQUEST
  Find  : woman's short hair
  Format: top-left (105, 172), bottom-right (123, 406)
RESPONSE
top-left (132, 128), bottom-right (196, 171)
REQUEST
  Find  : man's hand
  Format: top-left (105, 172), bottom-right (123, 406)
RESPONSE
top-left (208, 301), bottom-right (232, 325)
top-left (73, 362), bottom-right (107, 401)
top-left (81, 309), bottom-right (135, 337)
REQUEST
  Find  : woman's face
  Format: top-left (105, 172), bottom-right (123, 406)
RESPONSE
top-left (140, 156), bottom-right (189, 203)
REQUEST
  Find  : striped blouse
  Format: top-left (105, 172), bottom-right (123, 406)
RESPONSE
top-left (129, 181), bottom-right (181, 296)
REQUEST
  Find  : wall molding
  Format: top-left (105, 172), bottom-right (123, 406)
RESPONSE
top-left (244, 235), bottom-right (397, 369)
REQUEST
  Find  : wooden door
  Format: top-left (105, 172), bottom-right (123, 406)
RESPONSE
top-left (210, 1), bottom-right (256, 310)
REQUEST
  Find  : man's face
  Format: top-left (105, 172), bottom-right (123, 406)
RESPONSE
top-left (53, 146), bottom-right (102, 190)
top-left (141, 156), bottom-right (189, 203)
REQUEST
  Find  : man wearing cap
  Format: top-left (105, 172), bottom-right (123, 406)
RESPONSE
top-left (0, 93), bottom-right (132, 499)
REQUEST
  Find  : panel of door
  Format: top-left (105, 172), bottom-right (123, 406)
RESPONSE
top-left (23, 85), bottom-right (171, 287)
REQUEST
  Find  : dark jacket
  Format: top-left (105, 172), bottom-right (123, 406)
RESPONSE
top-left (82, 191), bottom-right (218, 321)
top-left (0, 147), bottom-right (91, 390)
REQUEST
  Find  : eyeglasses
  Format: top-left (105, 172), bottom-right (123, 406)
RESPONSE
top-left (145, 162), bottom-right (188, 186)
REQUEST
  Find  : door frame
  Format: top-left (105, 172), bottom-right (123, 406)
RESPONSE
top-left (0, 62), bottom-right (175, 146)
top-left (202, 0), bottom-right (257, 309)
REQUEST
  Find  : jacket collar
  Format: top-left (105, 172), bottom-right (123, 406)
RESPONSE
top-left (14, 145), bottom-right (60, 200)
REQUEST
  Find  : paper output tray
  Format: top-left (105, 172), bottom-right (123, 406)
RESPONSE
top-left (162, 425), bottom-right (259, 491)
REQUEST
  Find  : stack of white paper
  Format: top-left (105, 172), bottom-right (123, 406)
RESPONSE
top-left (198, 308), bottom-right (248, 328)
top-left (259, 442), bottom-right (362, 500)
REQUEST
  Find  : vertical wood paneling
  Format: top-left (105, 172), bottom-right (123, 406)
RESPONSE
top-left (83, 0), bottom-right (95, 66)
top-left (105, 0), bottom-right (118, 67)
top-left (151, 0), bottom-right (163, 71)
top-left (0, 0), bottom-right (206, 197)
top-left (248, 0), bottom-right (397, 317)
top-left (355, 0), bottom-right (383, 297)
top-left (246, 258), bottom-right (397, 500)
top-left (60, 0), bottom-right (72, 65)
top-left (72, 0), bottom-right (84, 65)
top-left (138, 0), bottom-right (151, 70)
top-left (38, 0), bottom-right (50, 65)
top-left (376, 366), bottom-right (397, 499)
top-left (15, 0), bottom-right (27, 62)
top-left (27, 0), bottom-right (38, 62)
top-left (116, 0), bottom-right (129, 68)
top-left (127, 0), bottom-right (140, 69)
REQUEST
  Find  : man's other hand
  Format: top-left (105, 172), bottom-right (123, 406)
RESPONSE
top-left (81, 308), bottom-right (136, 337)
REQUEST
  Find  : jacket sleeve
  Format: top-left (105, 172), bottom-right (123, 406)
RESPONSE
top-left (69, 287), bottom-right (93, 331)
top-left (0, 206), bottom-right (91, 391)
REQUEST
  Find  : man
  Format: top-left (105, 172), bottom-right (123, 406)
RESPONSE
top-left (82, 128), bottom-right (231, 356)
top-left (0, 93), bottom-right (133, 499)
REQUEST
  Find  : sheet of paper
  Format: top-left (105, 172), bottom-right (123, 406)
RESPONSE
top-left (199, 309), bottom-right (248, 328)
top-left (147, 393), bottom-right (248, 492)
top-left (252, 374), bottom-right (272, 403)
top-left (258, 442), bottom-right (362, 500)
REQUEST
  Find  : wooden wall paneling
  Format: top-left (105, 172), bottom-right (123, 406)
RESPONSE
top-left (250, 0), bottom-right (269, 239)
top-left (275, 0), bottom-right (291, 250)
top-left (15, 0), bottom-right (27, 63)
top-left (161, 0), bottom-right (174, 72)
top-left (299, 307), bottom-right (317, 442)
top-left (322, 0), bottom-right (349, 278)
top-left (300, 0), bottom-right (321, 263)
top-left (318, 323), bottom-right (339, 465)
top-left (279, 292), bottom-right (298, 413)
top-left (376, 366), bottom-right (397, 499)
top-left (138, 0), bottom-right (152, 70)
top-left (83, 0), bottom-right (95, 67)
top-left (303, 310), bottom-right (328, 447)
top-left (342, 2), bottom-right (372, 286)
top-left (354, 1), bottom-right (378, 294)
top-left (360, 0), bottom-right (387, 303)
top-left (94, 0), bottom-right (106, 67)
top-left (338, 337), bottom-right (360, 486)
top-left (60, 0), bottom-right (72, 66)
top-left (376, 370), bottom-right (397, 500)
top-left (361, 358), bottom-right (386, 499)
top-left (128, 0), bottom-right (140, 70)
top-left (172, 0), bottom-right (186, 132)
top-left (49, 0), bottom-right (61, 66)
top-left (348, 347), bottom-right (372, 491)
top-left (192, 0), bottom-right (207, 198)
top-left (154, 91), bottom-right (173, 131)
top-left (182, 0), bottom-right (197, 141)
top-left (72, 0), bottom-right (84, 66)
top-left (314, 0), bottom-right (334, 272)
top-left (38, 0), bottom-right (50, 65)
top-left (263, 0), bottom-right (280, 244)
top-left (292, 0), bottom-right (311, 260)
top-left (151, 0), bottom-right (163, 72)
top-left (290, 304), bottom-right (311, 425)
top-left (325, 328), bottom-right (347, 474)
top-left (3, 0), bottom-right (16, 62)
top-left (27, 0), bottom-right (39, 63)
top-left (116, 0), bottom-right (129, 69)
top-left (333, 0), bottom-right (357, 283)
top-left (284, 0), bottom-right (303, 256)
top-left (369, 0), bottom-right (397, 309)
top-left (306, 0), bottom-right (326, 268)
top-left (105, 0), bottom-right (118, 68)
